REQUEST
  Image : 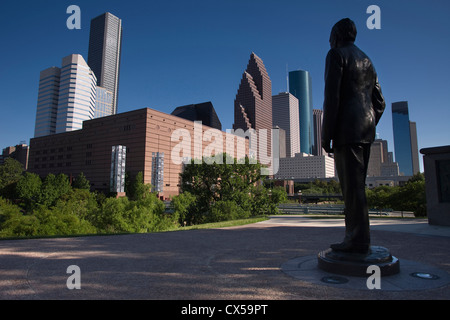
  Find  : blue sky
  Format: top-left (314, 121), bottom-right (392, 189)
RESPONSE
top-left (1, 0), bottom-right (450, 172)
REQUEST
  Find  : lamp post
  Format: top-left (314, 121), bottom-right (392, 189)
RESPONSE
top-left (298, 190), bottom-right (302, 204)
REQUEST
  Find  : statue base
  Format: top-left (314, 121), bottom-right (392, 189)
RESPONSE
top-left (317, 246), bottom-right (400, 277)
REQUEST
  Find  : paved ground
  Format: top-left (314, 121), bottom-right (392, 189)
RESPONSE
top-left (0, 215), bottom-right (449, 300)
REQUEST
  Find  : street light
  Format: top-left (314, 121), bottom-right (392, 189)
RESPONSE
top-left (298, 190), bottom-right (302, 204)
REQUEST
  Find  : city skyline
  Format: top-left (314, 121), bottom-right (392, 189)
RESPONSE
top-left (2, 0), bottom-right (450, 173)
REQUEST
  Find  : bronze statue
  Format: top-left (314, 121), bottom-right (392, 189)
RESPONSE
top-left (322, 18), bottom-right (386, 253)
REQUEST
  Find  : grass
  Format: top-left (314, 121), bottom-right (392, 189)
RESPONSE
top-left (172, 216), bottom-right (269, 231)
top-left (0, 216), bottom-right (270, 241)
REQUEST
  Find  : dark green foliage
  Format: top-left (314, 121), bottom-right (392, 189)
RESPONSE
top-left (0, 158), bottom-right (24, 191)
top-left (72, 172), bottom-right (90, 190)
top-left (294, 179), bottom-right (342, 195)
top-left (366, 174), bottom-right (427, 217)
top-left (127, 172), bottom-right (151, 201)
top-left (0, 170), bottom-right (174, 238)
top-left (178, 153), bottom-right (288, 225)
top-left (171, 191), bottom-right (197, 226)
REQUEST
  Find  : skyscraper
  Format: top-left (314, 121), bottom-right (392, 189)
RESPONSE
top-left (88, 12), bottom-right (122, 115)
top-left (234, 52), bottom-right (272, 164)
top-left (95, 86), bottom-right (113, 118)
top-left (392, 101), bottom-right (420, 176)
top-left (272, 92), bottom-right (300, 157)
top-left (34, 67), bottom-right (61, 137)
top-left (289, 70), bottom-right (314, 154)
top-left (312, 109), bottom-right (324, 156)
top-left (34, 55), bottom-right (97, 137)
top-left (55, 54), bottom-right (97, 133)
top-left (171, 101), bottom-right (222, 130)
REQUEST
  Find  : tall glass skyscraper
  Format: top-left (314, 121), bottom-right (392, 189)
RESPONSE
top-left (272, 92), bottom-right (300, 157)
top-left (55, 55), bottom-right (97, 133)
top-left (34, 55), bottom-right (97, 137)
top-left (392, 101), bottom-right (420, 176)
top-left (289, 70), bottom-right (314, 154)
top-left (34, 67), bottom-right (61, 137)
top-left (88, 12), bottom-right (122, 115)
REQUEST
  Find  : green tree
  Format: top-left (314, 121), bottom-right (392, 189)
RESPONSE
top-left (171, 191), bottom-right (197, 226)
top-left (72, 172), bottom-right (90, 190)
top-left (0, 158), bottom-right (24, 190)
top-left (128, 172), bottom-right (151, 200)
top-left (392, 180), bottom-right (427, 217)
top-left (0, 197), bottom-right (23, 230)
top-left (269, 186), bottom-right (288, 213)
top-left (40, 173), bottom-right (72, 207)
top-left (15, 172), bottom-right (42, 209)
top-left (207, 200), bottom-right (249, 222)
top-left (0, 158), bottom-right (24, 199)
top-left (366, 185), bottom-right (396, 212)
top-left (180, 153), bottom-right (267, 225)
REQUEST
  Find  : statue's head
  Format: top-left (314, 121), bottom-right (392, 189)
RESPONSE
top-left (330, 18), bottom-right (357, 48)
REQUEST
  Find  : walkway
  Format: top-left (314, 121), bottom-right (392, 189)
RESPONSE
top-left (0, 216), bottom-right (449, 300)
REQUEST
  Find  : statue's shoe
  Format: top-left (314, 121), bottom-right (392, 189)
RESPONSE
top-left (330, 241), bottom-right (369, 254)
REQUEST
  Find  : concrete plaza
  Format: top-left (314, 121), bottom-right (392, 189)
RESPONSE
top-left (0, 215), bottom-right (449, 300)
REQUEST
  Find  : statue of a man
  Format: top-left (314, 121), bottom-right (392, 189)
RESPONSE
top-left (322, 18), bottom-right (386, 253)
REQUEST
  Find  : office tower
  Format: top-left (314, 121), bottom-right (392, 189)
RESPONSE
top-left (171, 101), bottom-right (222, 130)
top-left (234, 52), bottom-right (272, 164)
top-left (95, 86), bottom-right (113, 118)
top-left (409, 121), bottom-right (420, 174)
top-left (312, 109), bottom-right (324, 156)
top-left (55, 54), bottom-right (97, 133)
top-left (392, 101), bottom-right (420, 176)
top-left (289, 70), bottom-right (314, 154)
top-left (272, 92), bottom-right (300, 157)
top-left (34, 67), bottom-right (61, 137)
top-left (88, 12), bottom-right (122, 115)
top-left (368, 139), bottom-right (386, 177)
top-left (273, 126), bottom-right (286, 159)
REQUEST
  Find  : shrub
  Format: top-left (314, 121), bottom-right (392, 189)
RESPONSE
top-left (207, 200), bottom-right (250, 223)
top-left (171, 192), bottom-right (197, 226)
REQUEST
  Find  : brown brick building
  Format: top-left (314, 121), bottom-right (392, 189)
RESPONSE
top-left (28, 107), bottom-right (248, 199)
